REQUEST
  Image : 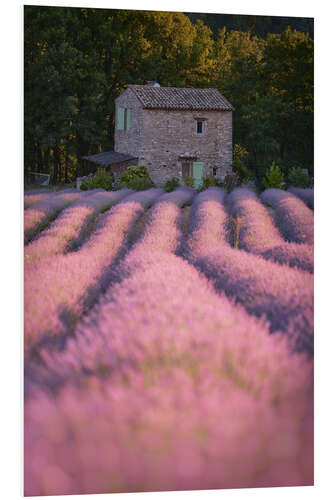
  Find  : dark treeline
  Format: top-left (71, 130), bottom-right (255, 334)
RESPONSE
top-left (185, 13), bottom-right (314, 39)
top-left (24, 6), bottom-right (313, 184)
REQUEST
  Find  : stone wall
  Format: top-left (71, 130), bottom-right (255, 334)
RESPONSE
top-left (114, 87), bottom-right (233, 187)
top-left (142, 109), bottom-right (233, 186)
top-left (114, 88), bottom-right (144, 161)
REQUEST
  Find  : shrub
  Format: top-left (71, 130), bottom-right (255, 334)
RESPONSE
top-left (222, 172), bottom-right (239, 193)
top-left (128, 177), bottom-right (154, 191)
top-left (203, 174), bottom-right (217, 189)
top-left (120, 166), bottom-right (154, 190)
top-left (262, 162), bottom-right (285, 189)
top-left (80, 177), bottom-right (90, 190)
top-left (164, 177), bottom-right (180, 192)
top-left (183, 176), bottom-right (194, 188)
top-left (80, 169), bottom-right (114, 191)
top-left (288, 167), bottom-right (311, 188)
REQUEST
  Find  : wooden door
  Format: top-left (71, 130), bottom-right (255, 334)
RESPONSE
top-left (181, 162), bottom-right (191, 178)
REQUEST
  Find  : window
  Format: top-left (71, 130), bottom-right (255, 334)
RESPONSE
top-left (196, 121), bottom-right (203, 134)
top-left (195, 118), bottom-right (206, 135)
top-left (117, 107), bottom-right (131, 131)
top-left (213, 167), bottom-right (217, 177)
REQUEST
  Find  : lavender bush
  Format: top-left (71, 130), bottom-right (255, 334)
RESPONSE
top-left (24, 191), bottom-right (54, 209)
top-left (261, 188), bottom-right (314, 244)
top-left (24, 189), bottom-right (162, 354)
top-left (24, 190), bottom-right (130, 266)
top-left (184, 188), bottom-right (314, 353)
top-left (227, 188), bottom-right (313, 273)
top-left (288, 187), bottom-right (314, 210)
top-left (24, 186), bottom-right (314, 496)
top-left (25, 243), bottom-right (313, 496)
top-left (24, 191), bottom-right (84, 244)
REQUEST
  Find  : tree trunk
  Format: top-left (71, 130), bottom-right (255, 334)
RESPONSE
top-left (52, 146), bottom-right (60, 185)
top-left (65, 150), bottom-right (69, 184)
top-left (37, 143), bottom-right (43, 173)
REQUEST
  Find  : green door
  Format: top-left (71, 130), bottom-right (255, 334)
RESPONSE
top-left (193, 162), bottom-right (204, 189)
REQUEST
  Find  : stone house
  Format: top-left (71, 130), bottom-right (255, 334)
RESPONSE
top-left (83, 82), bottom-right (234, 188)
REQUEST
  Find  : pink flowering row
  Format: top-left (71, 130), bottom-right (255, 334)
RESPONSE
top-left (24, 188), bottom-right (162, 355)
top-left (25, 249), bottom-right (313, 496)
top-left (129, 186), bottom-right (195, 255)
top-left (288, 187), bottom-right (314, 210)
top-left (25, 187), bottom-right (190, 389)
top-left (260, 188), bottom-right (314, 245)
top-left (24, 191), bottom-right (54, 209)
top-left (24, 191), bottom-right (85, 244)
top-left (24, 189), bottom-right (130, 266)
top-left (227, 188), bottom-right (313, 273)
top-left (184, 188), bottom-right (314, 353)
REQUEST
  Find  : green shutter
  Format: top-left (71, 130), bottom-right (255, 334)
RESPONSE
top-left (193, 162), bottom-right (204, 189)
top-left (117, 107), bottom-right (125, 130)
top-left (126, 109), bottom-right (131, 130)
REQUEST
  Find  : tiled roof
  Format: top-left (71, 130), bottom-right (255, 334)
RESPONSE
top-left (82, 151), bottom-right (137, 166)
top-left (128, 85), bottom-right (234, 111)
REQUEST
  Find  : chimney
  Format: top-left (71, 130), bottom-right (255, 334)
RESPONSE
top-left (147, 81), bottom-right (160, 87)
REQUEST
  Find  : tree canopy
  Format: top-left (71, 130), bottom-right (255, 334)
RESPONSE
top-left (24, 6), bottom-right (314, 184)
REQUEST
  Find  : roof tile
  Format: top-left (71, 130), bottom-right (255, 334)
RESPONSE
top-left (128, 85), bottom-right (234, 111)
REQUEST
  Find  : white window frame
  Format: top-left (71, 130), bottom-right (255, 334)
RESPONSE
top-left (195, 118), bottom-right (206, 136)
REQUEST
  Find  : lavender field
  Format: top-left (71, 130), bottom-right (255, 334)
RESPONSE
top-left (24, 186), bottom-right (314, 496)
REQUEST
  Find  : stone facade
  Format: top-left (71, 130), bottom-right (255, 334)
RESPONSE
top-left (114, 86), bottom-right (233, 187)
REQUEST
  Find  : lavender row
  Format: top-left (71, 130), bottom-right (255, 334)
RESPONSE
top-left (25, 187), bottom-right (192, 389)
top-left (24, 191), bottom-right (54, 209)
top-left (24, 189), bottom-right (130, 266)
top-left (288, 187), bottom-right (314, 210)
top-left (184, 188), bottom-right (314, 353)
top-left (24, 189), bottom-right (162, 355)
top-left (25, 250), bottom-right (313, 495)
top-left (129, 186), bottom-right (194, 254)
top-left (227, 188), bottom-right (313, 273)
top-left (260, 188), bottom-right (314, 245)
top-left (24, 191), bottom-right (85, 244)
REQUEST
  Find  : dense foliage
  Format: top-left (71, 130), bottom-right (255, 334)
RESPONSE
top-left (202, 174), bottom-right (218, 189)
top-left (288, 167), bottom-right (312, 188)
top-left (183, 176), bottom-right (195, 188)
top-left (164, 177), bottom-right (180, 192)
top-left (119, 165), bottom-right (154, 190)
top-left (80, 169), bottom-right (114, 191)
top-left (262, 162), bottom-right (285, 189)
top-left (24, 6), bottom-right (313, 185)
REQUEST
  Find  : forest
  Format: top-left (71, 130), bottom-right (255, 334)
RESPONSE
top-left (24, 6), bottom-right (314, 184)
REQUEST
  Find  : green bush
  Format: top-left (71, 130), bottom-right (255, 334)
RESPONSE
top-left (203, 174), bottom-right (217, 189)
top-left (164, 177), bottom-right (180, 192)
top-left (288, 167), bottom-right (311, 188)
top-left (262, 162), bottom-right (285, 189)
top-left (129, 176), bottom-right (154, 191)
top-left (80, 169), bottom-right (114, 191)
top-left (222, 172), bottom-right (239, 193)
top-left (120, 166), bottom-right (154, 190)
top-left (183, 176), bottom-right (194, 188)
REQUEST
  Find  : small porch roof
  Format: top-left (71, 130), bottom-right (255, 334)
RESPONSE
top-left (82, 151), bottom-right (137, 166)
